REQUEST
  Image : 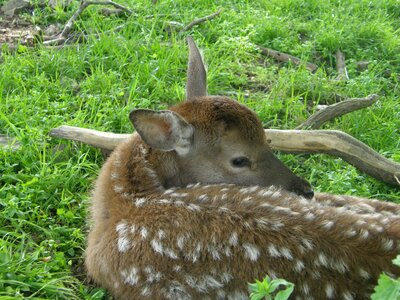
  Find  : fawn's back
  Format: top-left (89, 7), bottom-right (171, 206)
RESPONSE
top-left (85, 37), bottom-right (400, 300)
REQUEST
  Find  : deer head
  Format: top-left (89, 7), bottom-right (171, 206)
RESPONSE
top-left (129, 37), bottom-right (313, 198)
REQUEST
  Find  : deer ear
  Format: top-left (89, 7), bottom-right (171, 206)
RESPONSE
top-left (129, 109), bottom-right (193, 155)
top-left (186, 36), bottom-right (207, 100)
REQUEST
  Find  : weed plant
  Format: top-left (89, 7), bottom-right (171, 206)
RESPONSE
top-left (0, 0), bottom-right (399, 298)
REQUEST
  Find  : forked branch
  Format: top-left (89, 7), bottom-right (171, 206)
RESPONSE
top-left (43, 0), bottom-right (133, 46)
top-left (49, 125), bottom-right (400, 187)
top-left (178, 9), bottom-right (222, 35)
top-left (297, 94), bottom-right (379, 129)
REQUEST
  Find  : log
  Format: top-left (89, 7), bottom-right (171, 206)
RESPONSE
top-left (297, 94), bottom-right (379, 129)
top-left (50, 125), bottom-right (400, 187)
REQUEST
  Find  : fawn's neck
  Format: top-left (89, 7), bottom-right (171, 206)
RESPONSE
top-left (111, 135), bottom-right (183, 197)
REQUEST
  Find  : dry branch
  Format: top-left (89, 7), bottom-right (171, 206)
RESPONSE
top-left (0, 134), bottom-right (20, 150)
top-left (335, 49), bottom-right (349, 81)
top-left (258, 46), bottom-right (318, 73)
top-left (50, 125), bottom-right (400, 187)
top-left (43, 0), bottom-right (133, 46)
top-left (178, 9), bottom-right (222, 35)
top-left (297, 94), bottom-right (379, 129)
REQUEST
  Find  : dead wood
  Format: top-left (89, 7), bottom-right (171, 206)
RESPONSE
top-left (178, 9), bottom-right (222, 36)
top-left (297, 94), bottom-right (379, 129)
top-left (43, 0), bottom-right (133, 46)
top-left (0, 134), bottom-right (20, 150)
top-left (258, 46), bottom-right (318, 73)
top-left (335, 49), bottom-right (349, 81)
top-left (49, 125), bottom-right (400, 187)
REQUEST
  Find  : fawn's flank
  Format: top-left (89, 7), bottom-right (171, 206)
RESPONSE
top-left (85, 37), bottom-right (400, 300)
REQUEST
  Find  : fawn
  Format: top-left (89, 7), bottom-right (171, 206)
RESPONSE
top-left (85, 37), bottom-right (400, 299)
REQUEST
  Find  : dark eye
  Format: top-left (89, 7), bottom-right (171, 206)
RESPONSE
top-left (231, 157), bottom-right (251, 168)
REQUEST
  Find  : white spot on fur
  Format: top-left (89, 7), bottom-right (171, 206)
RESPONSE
top-left (135, 197), bottom-right (146, 207)
top-left (170, 192), bottom-right (189, 198)
top-left (144, 266), bottom-right (162, 283)
top-left (187, 203), bottom-right (201, 211)
top-left (242, 243), bottom-right (260, 261)
top-left (345, 229), bottom-right (357, 237)
top-left (117, 236), bottom-right (130, 253)
top-left (243, 196), bottom-right (252, 202)
top-left (334, 258), bottom-right (349, 273)
top-left (227, 290), bottom-right (248, 300)
top-left (162, 281), bottom-right (191, 300)
top-left (111, 172), bottom-right (119, 180)
top-left (315, 252), bottom-right (329, 267)
top-left (140, 227), bottom-right (148, 239)
top-left (268, 244), bottom-right (280, 257)
top-left (113, 185), bottom-right (124, 193)
top-left (271, 221), bottom-right (285, 231)
top-left (218, 206), bottom-right (231, 213)
top-left (322, 220), bottom-right (335, 230)
top-left (229, 232), bottom-right (238, 246)
top-left (220, 272), bottom-right (233, 283)
top-left (165, 248), bottom-right (178, 259)
top-left (151, 239), bottom-right (163, 255)
top-left (359, 268), bottom-right (371, 279)
top-left (304, 212), bottom-right (316, 221)
top-left (121, 266), bottom-right (139, 286)
top-left (382, 238), bottom-right (394, 251)
top-left (173, 265), bottom-right (182, 272)
top-left (359, 229), bottom-right (369, 240)
top-left (325, 283), bottom-right (335, 298)
top-left (163, 188), bottom-right (175, 195)
top-left (141, 285), bottom-right (152, 296)
top-left (342, 290), bottom-right (354, 300)
top-left (198, 194), bottom-right (209, 202)
top-left (302, 282), bottom-right (310, 295)
top-left (280, 247), bottom-right (293, 260)
top-left (116, 222), bottom-right (127, 233)
top-left (177, 234), bottom-right (187, 250)
top-left (294, 259), bottom-right (305, 272)
top-left (207, 245), bottom-right (221, 260)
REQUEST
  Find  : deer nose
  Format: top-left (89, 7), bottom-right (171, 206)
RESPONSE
top-left (289, 178), bottom-right (314, 199)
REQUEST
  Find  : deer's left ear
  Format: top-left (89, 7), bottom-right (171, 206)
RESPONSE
top-left (129, 109), bottom-right (194, 155)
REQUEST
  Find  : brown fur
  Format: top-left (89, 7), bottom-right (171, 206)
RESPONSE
top-left (86, 130), bottom-right (400, 300)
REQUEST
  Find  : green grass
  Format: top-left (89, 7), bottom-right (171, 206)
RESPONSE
top-left (0, 0), bottom-right (399, 298)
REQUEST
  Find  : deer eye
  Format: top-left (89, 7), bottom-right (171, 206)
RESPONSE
top-left (231, 157), bottom-right (251, 168)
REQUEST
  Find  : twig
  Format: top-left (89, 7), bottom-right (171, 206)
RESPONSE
top-left (335, 49), bottom-right (349, 80)
top-left (178, 9), bottom-right (222, 35)
top-left (297, 94), bottom-right (379, 129)
top-left (43, 0), bottom-right (133, 46)
top-left (258, 46), bottom-right (318, 73)
top-left (49, 125), bottom-right (400, 187)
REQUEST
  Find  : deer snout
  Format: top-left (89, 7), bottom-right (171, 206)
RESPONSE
top-left (289, 178), bottom-right (314, 199)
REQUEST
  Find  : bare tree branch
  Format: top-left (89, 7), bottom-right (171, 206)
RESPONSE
top-left (297, 94), bottom-right (379, 129)
top-left (178, 9), bottom-right (222, 35)
top-left (335, 49), bottom-right (349, 81)
top-left (257, 46), bottom-right (318, 73)
top-left (43, 0), bottom-right (133, 46)
top-left (49, 125), bottom-right (400, 187)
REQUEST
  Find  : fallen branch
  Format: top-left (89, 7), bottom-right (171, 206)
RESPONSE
top-left (0, 134), bottom-right (20, 150)
top-left (335, 49), bottom-right (349, 81)
top-left (49, 125), bottom-right (400, 187)
top-left (43, 0), bottom-right (133, 46)
top-left (258, 46), bottom-right (318, 73)
top-left (178, 9), bottom-right (222, 35)
top-left (297, 94), bottom-right (379, 129)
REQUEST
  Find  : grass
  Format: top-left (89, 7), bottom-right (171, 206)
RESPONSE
top-left (0, 0), bottom-right (399, 298)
